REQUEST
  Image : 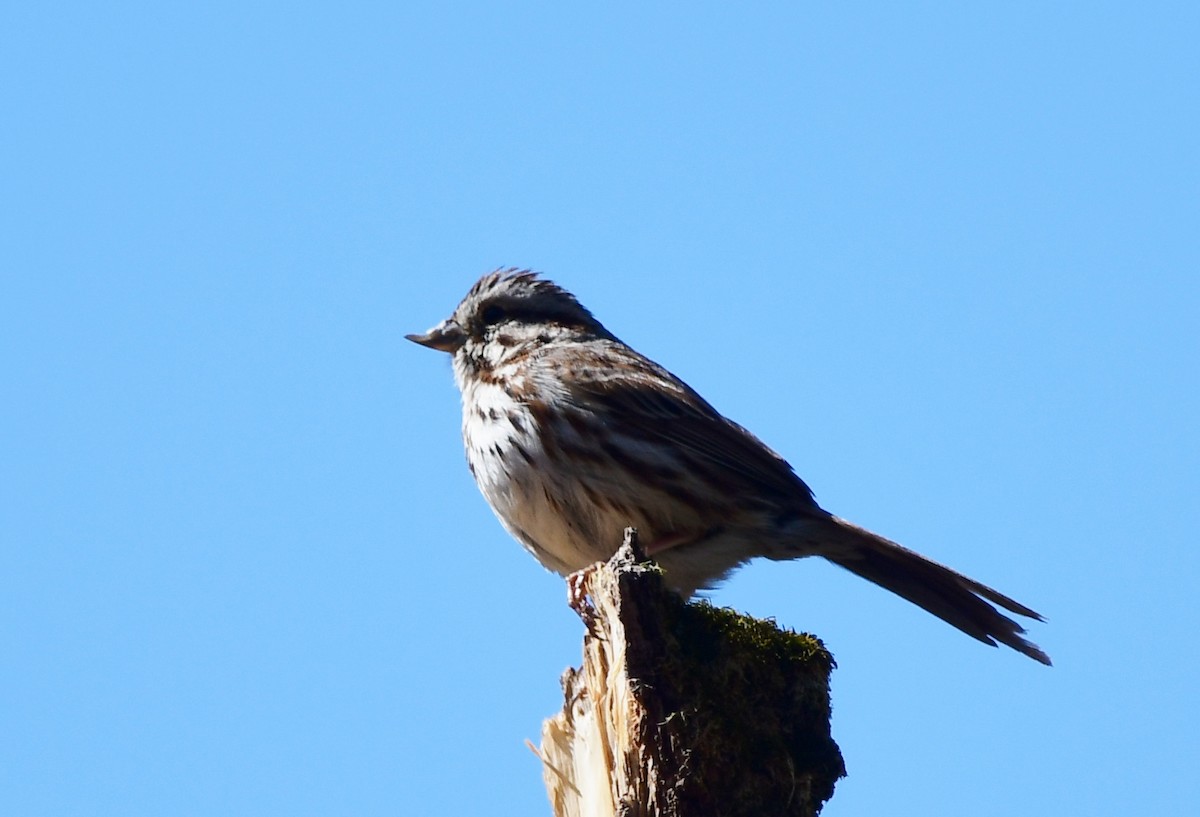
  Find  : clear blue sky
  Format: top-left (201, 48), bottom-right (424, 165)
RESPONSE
top-left (3, 4), bottom-right (1197, 815)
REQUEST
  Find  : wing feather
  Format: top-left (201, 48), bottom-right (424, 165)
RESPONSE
top-left (549, 342), bottom-right (818, 509)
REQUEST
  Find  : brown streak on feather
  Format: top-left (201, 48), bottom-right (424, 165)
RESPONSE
top-left (527, 398), bottom-right (552, 429)
top-left (512, 439), bottom-right (534, 465)
top-left (508, 411), bottom-right (525, 433)
top-left (580, 482), bottom-right (605, 508)
top-left (561, 441), bottom-right (607, 465)
top-left (564, 411), bottom-right (591, 437)
top-left (599, 438), bottom-right (648, 476)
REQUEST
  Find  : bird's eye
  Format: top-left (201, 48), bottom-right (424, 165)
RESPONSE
top-left (481, 304), bottom-right (507, 325)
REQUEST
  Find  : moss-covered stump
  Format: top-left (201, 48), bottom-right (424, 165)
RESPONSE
top-left (540, 530), bottom-right (845, 817)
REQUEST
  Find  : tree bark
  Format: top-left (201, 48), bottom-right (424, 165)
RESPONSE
top-left (540, 529), bottom-right (845, 817)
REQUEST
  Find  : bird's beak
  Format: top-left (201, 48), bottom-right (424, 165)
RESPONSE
top-left (406, 318), bottom-right (466, 353)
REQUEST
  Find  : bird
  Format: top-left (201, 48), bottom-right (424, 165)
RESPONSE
top-left (408, 268), bottom-right (1050, 664)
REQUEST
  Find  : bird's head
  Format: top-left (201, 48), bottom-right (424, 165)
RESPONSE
top-left (407, 268), bottom-right (613, 371)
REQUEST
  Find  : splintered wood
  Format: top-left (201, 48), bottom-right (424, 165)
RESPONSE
top-left (539, 530), bottom-right (845, 817)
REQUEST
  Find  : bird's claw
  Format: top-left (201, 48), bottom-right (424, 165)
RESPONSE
top-left (567, 563), bottom-right (601, 632)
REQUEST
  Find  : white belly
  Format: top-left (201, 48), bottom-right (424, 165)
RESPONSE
top-left (460, 380), bottom-right (621, 573)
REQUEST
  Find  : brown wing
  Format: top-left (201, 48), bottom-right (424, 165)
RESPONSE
top-left (548, 340), bottom-right (819, 511)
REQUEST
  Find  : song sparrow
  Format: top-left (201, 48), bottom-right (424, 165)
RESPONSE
top-left (408, 269), bottom-right (1049, 664)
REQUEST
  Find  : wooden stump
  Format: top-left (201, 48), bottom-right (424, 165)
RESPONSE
top-left (540, 530), bottom-right (845, 817)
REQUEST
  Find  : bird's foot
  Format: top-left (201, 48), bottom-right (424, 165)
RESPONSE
top-left (566, 563), bottom-right (602, 632)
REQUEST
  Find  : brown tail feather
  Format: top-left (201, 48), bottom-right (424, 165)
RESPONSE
top-left (817, 516), bottom-right (1050, 665)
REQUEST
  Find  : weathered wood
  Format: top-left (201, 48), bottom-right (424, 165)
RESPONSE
top-left (540, 529), bottom-right (845, 817)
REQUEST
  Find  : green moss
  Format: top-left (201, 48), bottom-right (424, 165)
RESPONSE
top-left (680, 600), bottom-right (834, 670)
